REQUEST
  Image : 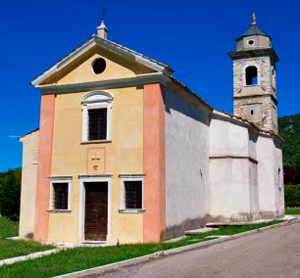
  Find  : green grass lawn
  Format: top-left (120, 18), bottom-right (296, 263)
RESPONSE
top-left (0, 220), bottom-right (283, 278)
top-left (0, 217), bottom-right (53, 261)
top-left (285, 208), bottom-right (300, 215)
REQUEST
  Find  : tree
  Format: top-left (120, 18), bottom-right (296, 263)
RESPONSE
top-left (0, 168), bottom-right (21, 221)
top-left (279, 114), bottom-right (300, 184)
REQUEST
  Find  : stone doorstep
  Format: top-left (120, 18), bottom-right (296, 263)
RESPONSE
top-left (283, 215), bottom-right (299, 220)
top-left (206, 219), bottom-right (274, 227)
top-left (185, 227), bottom-right (219, 235)
top-left (206, 215), bottom-right (299, 227)
top-left (165, 236), bottom-right (187, 243)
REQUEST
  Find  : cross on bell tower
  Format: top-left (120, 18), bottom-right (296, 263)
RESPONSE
top-left (228, 14), bottom-right (279, 132)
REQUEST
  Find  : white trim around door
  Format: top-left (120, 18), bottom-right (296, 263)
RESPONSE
top-left (78, 176), bottom-right (112, 242)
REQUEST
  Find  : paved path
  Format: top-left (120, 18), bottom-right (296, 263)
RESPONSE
top-left (96, 220), bottom-right (300, 278)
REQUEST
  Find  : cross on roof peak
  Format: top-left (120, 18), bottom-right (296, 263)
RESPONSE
top-left (97, 8), bottom-right (108, 39)
top-left (100, 7), bottom-right (107, 22)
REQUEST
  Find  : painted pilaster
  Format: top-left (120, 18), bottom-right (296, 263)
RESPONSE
top-left (143, 83), bottom-right (166, 243)
top-left (34, 94), bottom-right (55, 241)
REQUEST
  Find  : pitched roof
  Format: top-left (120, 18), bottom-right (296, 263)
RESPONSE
top-left (19, 128), bottom-right (39, 140)
top-left (31, 35), bottom-right (173, 86)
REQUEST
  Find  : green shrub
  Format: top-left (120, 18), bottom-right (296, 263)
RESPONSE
top-left (284, 184), bottom-right (300, 208)
top-left (0, 168), bottom-right (21, 220)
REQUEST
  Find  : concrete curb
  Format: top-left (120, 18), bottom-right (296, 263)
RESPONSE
top-left (0, 249), bottom-right (59, 267)
top-left (54, 219), bottom-right (297, 278)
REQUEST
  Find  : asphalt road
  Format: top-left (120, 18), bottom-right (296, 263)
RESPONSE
top-left (96, 219), bottom-right (300, 278)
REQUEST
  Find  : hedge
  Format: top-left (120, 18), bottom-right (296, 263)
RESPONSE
top-left (284, 184), bottom-right (300, 208)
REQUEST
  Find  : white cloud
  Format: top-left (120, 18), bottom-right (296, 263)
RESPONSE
top-left (7, 135), bottom-right (20, 139)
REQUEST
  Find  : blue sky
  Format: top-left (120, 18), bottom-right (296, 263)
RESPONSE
top-left (0, 0), bottom-right (299, 172)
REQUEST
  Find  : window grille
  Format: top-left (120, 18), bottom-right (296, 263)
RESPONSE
top-left (124, 181), bottom-right (142, 209)
top-left (53, 183), bottom-right (68, 210)
top-left (88, 108), bottom-right (107, 141)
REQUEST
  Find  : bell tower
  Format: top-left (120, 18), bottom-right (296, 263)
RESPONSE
top-left (229, 14), bottom-right (279, 132)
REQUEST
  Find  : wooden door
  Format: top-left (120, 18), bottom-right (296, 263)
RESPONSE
top-left (84, 182), bottom-right (108, 241)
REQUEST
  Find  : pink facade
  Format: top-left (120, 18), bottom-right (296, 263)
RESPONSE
top-left (143, 83), bottom-right (166, 242)
top-left (34, 94), bottom-right (56, 241)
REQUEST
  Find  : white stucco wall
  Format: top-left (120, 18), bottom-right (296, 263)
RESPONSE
top-left (274, 140), bottom-right (285, 216)
top-left (209, 115), bottom-right (249, 157)
top-left (210, 158), bottom-right (251, 217)
top-left (165, 87), bottom-right (211, 238)
top-left (257, 135), bottom-right (284, 218)
top-left (209, 113), bottom-right (260, 222)
top-left (19, 130), bottom-right (39, 239)
top-left (256, 135), bottom-right (276, 215)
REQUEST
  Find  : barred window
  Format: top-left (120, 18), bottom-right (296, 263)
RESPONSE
top-left (88, 108), bottom-right (107, 141)
top-left (125, 181), bottom-right (142, 209)
top-left (53, 183), bottom-right (69, 210)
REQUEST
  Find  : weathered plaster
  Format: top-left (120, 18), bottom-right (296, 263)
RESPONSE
top-left (143, 83), bottom-right (166, 243)
top-left (209, 114), bottom-right (260, 222)
top-left (19, 130), bottom-right (39, 239)
top-left (165, 86), bottom-right (210, 239)
top-left (34, 94), bottom-right (55, 241)
top-left (49, 86), bottom-right (144, 244)
top-left (257, 135), bottom-right (284, 218)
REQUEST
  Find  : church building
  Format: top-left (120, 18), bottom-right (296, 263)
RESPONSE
top-left (19, 14), bottom-right (284, 244)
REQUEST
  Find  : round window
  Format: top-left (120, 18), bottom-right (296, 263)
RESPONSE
top-left (92, 58), bottom-right (106, 74)
top-left (248, 40), bottom-right (255, 45)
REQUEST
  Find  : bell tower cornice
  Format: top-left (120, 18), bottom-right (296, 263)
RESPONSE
top-left (228, 48), bottom-right (279, 63)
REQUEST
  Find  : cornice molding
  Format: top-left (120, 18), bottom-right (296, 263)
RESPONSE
top-left (36, 73), bottom-right (170, 94)
top-left (209, 155), bottom-right (258, 164)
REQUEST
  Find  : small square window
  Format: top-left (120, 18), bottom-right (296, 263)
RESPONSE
top-left (88, 108), bottom-right (107, 141)
top-left (53, 183), bottom-right (69, 210)
top-left (124, 181), bottom-right (142, 209)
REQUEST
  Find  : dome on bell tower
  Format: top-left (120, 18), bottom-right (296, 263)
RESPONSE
top-left (236, 13), bottom-right (272, 52)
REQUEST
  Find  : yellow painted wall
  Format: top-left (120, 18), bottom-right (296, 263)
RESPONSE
top-left (19, 130), bottom-right (39, 239)
top-left (41, 45), bottom-right (154, 85)
top-left (49, 85), bottom-right (144, 244)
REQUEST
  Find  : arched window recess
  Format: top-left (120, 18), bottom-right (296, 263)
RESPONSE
top-left (82, 91), bottom-right (113, 142)
top-left (245, 66), bottom-right (258, 86)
